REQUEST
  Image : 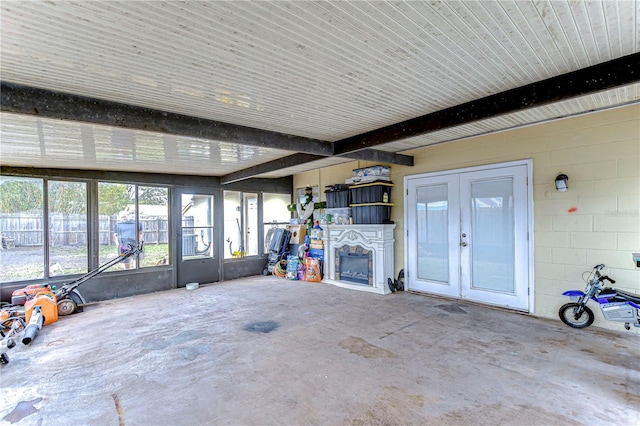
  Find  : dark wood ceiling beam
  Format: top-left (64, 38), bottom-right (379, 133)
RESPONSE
top-left (220, 149), bottom-right (414, 184)
top-left (333, 53), bottom-right (640, 155)
top-left (0, 82), bottom-right (334, 156)
top-left (0, 82), bottom-right (415, 178)
top-left (221, 153), bottom-right (327, 184)
top-left (340, 149), bottom-right (414, 166)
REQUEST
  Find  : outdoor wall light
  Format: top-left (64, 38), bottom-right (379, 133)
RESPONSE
top-left (555, 173), bottom-right (569, 192)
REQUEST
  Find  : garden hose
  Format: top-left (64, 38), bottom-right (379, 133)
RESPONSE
top-left (273, 260), bottom-right (287, 278)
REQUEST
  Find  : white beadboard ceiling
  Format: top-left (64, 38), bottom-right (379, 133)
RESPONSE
top-left (1, 1), bottom-right (638, 179)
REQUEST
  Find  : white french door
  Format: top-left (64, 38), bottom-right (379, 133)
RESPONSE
top-left (405, 161), bottom-right (531, 311)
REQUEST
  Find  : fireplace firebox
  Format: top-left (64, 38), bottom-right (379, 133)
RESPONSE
top-left (337, 248), bottom-right (372, 286)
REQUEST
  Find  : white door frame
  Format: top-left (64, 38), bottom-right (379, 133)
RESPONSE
top-left (404, 160), bottom-right (534, 313)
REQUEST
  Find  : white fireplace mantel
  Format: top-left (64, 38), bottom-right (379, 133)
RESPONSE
top-left (322, 224), bottom-right (396, 294)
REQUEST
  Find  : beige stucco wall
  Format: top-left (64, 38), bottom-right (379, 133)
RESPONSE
top-left (294, 104), bottom-right (640, 331)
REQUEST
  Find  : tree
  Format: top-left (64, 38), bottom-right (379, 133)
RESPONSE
top-left (0, 180), bottom-right (43, 213)
top-left (98, 183), bottom-right (130, 216)
top-left (48, 181), bottom-right (86, 214)
top-left (138, 186), bottom-right (168, 205)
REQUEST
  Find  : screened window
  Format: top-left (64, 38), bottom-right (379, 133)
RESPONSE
top-left (0, 176), bottom-right (90, 282)
top-left (263, 193), bottom-right (291, 252)
top-left (138, 186), bottom-right (169, 267)
top-left (48, 180), bottom-right (88, 276)
top-left (98, 182), bottom-right (169, 270)
top-left (0, 176), bottom-right (45, 282)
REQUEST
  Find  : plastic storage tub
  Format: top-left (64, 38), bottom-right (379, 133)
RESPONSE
top-left (349, 182), bottom-right (394, 204)
top-left (351, 203), bottom-right (393, 224)
top-left (352, 165), bottom-right (390, 178)
top-left (324, 189), bottom-right (350, 208)
top-left (325, 207), bottom-right (351, 225)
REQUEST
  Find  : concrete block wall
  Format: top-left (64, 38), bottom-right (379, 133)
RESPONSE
top-left (531, 106), bottom-right (640, 331)
top-left (294, 104), bottom-right (639, 332)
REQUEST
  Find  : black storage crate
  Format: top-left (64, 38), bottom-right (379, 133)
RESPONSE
top-left (325, 189), bottom-right (350, 208)
top-left (350, 183), bottom-right (393, 204)
top-left (351, 204), bottom-right (393, 224)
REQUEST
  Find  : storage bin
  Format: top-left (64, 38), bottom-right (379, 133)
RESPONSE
top-left (349, 182), bottom-right (394, 204)
top-left (324, 189), bottom-right (350, 208)
top-left (289, 243), bottom-right (302, 256)
top-left (351, 203), bottom-right (393, 224)
top-left (352, 165), bottom-right (390, 178)
top-left (325, 207), bottom-right (351, 225)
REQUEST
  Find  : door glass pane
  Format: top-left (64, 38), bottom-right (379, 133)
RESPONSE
top-left (0, 176), bottom-right (45, 281)
top-left (49, 180), bottom-right (88, 276)
top-left (470, 178), bottom-right (515, 293)
top-left (223, 191), bottom-right (242, 258)
top-left (417, 184), bottom-right (448, 282)
top-left (244, 193), bottom-right (258, 256)
top-left (181, 194), bottom-right (214, 259)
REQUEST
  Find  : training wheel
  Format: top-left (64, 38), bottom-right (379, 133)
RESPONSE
top-left (57, 298), bottom-right (77, 316)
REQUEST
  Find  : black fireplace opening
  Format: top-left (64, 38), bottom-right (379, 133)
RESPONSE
top-left (339, 252), bottom-right (369, 285)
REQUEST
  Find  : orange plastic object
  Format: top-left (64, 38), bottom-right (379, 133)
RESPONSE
top-left (11, 284), bottom-right (51, 305)
top-left (24, 291), bottom-right (58, 325)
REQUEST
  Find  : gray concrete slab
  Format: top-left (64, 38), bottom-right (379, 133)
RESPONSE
top-left (2, 276), bottom-right (638, 425)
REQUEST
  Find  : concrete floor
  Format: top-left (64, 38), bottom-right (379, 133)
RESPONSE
top-left (2, 276), bottom-right (638, 426)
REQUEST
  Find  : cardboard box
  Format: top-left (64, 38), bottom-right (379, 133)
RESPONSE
top-left (310, 240), bottom-right (324, 249)
top-left (288, 225), bottom-right (306, 244)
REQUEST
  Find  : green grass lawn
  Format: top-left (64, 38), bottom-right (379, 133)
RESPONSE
top-left (0, 243), bottom-right (170, 282)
